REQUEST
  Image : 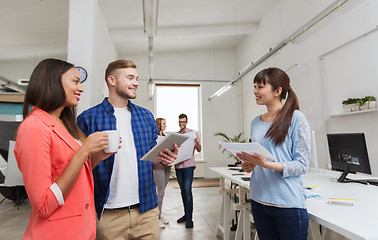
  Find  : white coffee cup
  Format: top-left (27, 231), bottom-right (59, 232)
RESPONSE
top-left (103, 130), bottom-right (120, 153)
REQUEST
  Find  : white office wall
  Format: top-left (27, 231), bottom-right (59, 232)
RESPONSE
top-left (125, 49), bottom-right (243, 177)
top-left (1, 0), bottom-right (118, 115)
top-left (91, 9), bottom-right (118, 107)
top-left (236, 0), bottom-right (378, 176)
top-left (67, 0), bottom-right (117, 114)
top-left (0, 56), bottom-right (66, 83)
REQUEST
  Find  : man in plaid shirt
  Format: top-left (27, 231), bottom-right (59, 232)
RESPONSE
top-left (77, 59), bottom-right (177, 240)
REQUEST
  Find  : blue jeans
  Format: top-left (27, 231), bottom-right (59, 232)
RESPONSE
top-left (175, 167), bottom-right (194, 221)
top-left (251, 200), bottom-right (309, 240)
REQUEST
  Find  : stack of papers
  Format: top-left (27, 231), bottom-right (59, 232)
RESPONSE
top-left (218, 142), bottom-right (277, 162)
top-left (169, 131), bottom-right (197, 166)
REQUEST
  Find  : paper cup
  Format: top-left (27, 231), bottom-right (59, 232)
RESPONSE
top-left (103, 130), bottom-right (120, 153)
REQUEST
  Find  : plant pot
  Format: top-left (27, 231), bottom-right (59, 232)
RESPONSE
top-left (360, 102), bottom-right (369, 111)
top-left (368, 101), bottom-right (376, 109)
top-left (350, 103), bottom-right (360, 112)
top-left (343, 104), bottom-right (352, 113)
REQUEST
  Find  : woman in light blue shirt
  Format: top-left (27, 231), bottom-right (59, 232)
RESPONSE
top-left (237, 67), bottom-right (311, 240)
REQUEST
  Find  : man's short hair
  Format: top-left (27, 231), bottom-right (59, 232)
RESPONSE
top-left (178, 113), bottom-right (187, 120)
top-left (105, 59), bottom-right (136, 85)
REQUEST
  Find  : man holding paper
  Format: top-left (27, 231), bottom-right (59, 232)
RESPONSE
top-left (77, 60), bottom-right (178, 240)
top-left (175, 113), bottom-right (201, 229)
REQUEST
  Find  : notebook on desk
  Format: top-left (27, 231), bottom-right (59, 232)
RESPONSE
top-left (228, 167), bottom-right (242, 171)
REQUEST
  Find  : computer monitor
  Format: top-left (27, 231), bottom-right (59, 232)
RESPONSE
top-left (327, 133), bottom-right (371, 183)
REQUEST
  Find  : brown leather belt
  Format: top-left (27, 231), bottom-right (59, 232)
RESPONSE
top-left (106, 203), bottom-right (139, 211)
top-left (111, 203), bottom-right (139, 211)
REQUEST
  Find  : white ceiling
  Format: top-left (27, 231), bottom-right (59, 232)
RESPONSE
top-left (0, 0), bottom-right (69, 61)
top-left (0, 0), bottom-right (277, 61)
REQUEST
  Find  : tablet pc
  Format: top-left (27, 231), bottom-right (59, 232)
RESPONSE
top-left (141, 133), bottom-right (189, 162)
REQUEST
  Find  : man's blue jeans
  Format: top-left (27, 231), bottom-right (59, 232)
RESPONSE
top-left (251, 200), bottom-right (309, 240)
top-left (175, 167), bottom-right (195, 221)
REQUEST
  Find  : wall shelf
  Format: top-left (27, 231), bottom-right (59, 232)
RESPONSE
top-left (0, 93), bottom-right (24, 103)
top-left (328, 108), bottom-right (378, 117)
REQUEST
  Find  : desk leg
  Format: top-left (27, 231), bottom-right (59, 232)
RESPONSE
top-left (235, 210), bottom-right (242, 240)
top-left (309, 219), bottom-right (327, 240)
top-left (242, 208), bottom-right (251, 240)
top-left (223, 191), bottom-right (231, 239)
top-left (215, 192), bottom-right (224, 237)
top-left (235, 205), bottom-right (251, 240)
top-left (235, 186), bottom-right (251, 240)
top-left (215, 177), bottom-right (231, 239)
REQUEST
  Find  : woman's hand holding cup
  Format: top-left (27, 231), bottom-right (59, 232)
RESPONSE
top-left (82, 132), bottom-right (109, 155)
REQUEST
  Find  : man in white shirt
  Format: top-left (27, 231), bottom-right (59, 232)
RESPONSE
top-left (78, 59), bottom-right (178, 239)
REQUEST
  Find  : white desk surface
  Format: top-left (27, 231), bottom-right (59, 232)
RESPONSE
top-left (210, 167), bottom-right (250, 188)
top-left (210, 167), bottom-right (378, 240)
top-left (305, 168), bottom-right (378, 240)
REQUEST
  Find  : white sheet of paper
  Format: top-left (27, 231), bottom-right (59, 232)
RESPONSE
top-left (0, 153), bottom-right (7, 176)
top-left (218, 141), bottom-right (277, 162)
top-left (169, 131), bottom-right (197, 166)
top-left (157, 135), bottom-right (165, 144)
top-left (4, 140), bottom-right (24, 186)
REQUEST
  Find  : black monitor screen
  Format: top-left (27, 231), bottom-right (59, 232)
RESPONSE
top-left (0, 121), bottom-right (20, 156)
top-left (327, 133), bottom-right (371, 178)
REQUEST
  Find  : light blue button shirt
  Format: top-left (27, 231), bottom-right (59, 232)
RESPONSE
top-left (249, 110), bottom-right (311, 208)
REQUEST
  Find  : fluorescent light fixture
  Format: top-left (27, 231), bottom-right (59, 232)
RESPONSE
top-left (143, 0), bottom-right (159, 37)
top-left (237, 62), bottom-right (253, 76)
top-left (209, 61), bottom-right (252, 101)
top-left (0, 76), bottom-right (26, 93)
top-left (147, 79), bottom-right (155, 99)
top-left (209, 0), bottom-right (350, 101)
top-left (208, 84), bottom-right (232, 100)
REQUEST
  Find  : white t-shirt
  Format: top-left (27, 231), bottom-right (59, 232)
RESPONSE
top-left (104, 107), bottom-right (139, 208)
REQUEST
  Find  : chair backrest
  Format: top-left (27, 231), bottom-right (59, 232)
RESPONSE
top-left (0, 153), bottom-right (6, 177)
top-left (4, 140), bottom-right (24, 186)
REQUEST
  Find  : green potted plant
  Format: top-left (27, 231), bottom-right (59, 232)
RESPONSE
top-left (365, 96), bottom-right (376, 109)
top-left (342, 98), bottom-right (359, 112)
top-left (342, 98), bottom-right (360, 112)
top-left (358, 98), bottom-right (368, 111)
top-left (342, 98), bottom-right (352, 113)
top-left (214, 132), bottom-right (248, 166)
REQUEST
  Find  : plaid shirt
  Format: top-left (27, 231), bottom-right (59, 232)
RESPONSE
top-left (77, 98), bottom-right (158, 219)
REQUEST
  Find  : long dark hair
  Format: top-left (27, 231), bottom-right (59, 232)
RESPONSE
top-left (254, 67), bottom-right (299, 146)
top-left (23, 58), bottom-right (85, 141)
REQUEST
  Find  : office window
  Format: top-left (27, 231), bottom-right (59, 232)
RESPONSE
top-left (155, 84), bottom-right (202, 159)
top-left (156, 84), bottom-right (200, 132)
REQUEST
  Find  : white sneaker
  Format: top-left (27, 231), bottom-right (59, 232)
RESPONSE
top-left (161, 216), bottom-right (169, 224)
top-left (159, 220), bottom-right (166, 229)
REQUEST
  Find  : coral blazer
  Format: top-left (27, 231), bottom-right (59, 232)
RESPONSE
top-left (14, 108), bottom-right (96, 240)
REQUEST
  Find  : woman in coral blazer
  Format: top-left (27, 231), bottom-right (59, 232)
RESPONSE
top-left (14, 59), bottom-right (115, 240)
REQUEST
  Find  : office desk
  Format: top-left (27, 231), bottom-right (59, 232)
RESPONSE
top-left (210, 167), bottom-right (254, 240)
top-left (305, 169), bottom-right (378, 240)
top-left (211, 167), bottom-right (378, 240)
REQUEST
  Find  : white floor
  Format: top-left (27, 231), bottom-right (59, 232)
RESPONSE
top-left (0, 184), bottom-right (224, 239)
top-left (0, 183), bottom-right (348, 240)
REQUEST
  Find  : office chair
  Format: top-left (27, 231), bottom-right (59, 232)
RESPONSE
top-left (0, 141), bottom-right (28, 210)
